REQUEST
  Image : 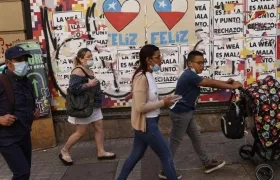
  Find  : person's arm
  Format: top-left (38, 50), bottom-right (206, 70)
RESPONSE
top-left (190, 73), bottom-right (241, 89)
top-left (198, 79), bottom-right (239, 89)
top-left (69, 68), bottom-right (96, 94)
top-left (159, 94), bottom-right (179, 100)
top-left (133, 75), bottom-right (165, 113)
top-left (198, 77), bottom-right (243, 89)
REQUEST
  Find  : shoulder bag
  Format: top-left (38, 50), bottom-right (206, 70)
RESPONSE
top-left (65, 67), bottom-right (97, 118)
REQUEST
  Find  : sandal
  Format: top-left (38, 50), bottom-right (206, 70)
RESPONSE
top-left (97, 152), bottom-right (116, 160)
top-left (59, 153), bottom-right (74, 166)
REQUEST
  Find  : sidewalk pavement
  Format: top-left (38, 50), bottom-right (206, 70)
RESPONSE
top-left (0, 132), bottom-right (279, 180)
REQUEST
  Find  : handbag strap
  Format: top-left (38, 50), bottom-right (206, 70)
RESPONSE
top-left (71, 67), bottom-right (90, 78)
top-left (227, 90), bottom-right (236, 107)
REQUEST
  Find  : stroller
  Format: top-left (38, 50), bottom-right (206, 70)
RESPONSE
top-left (221, 75), bottom-right (280, 180)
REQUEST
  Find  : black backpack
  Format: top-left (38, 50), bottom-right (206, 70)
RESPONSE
top-left (221, 92), bottom-right (245, 139)
top-left (0, 70), bottom-right (36, 114)
top-left (0, 73), bottom-right (14, 113)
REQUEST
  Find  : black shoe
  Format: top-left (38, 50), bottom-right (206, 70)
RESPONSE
top-left (59, 153), bottom-right (73, 166)
top-left (204, 160), bottom-right (225, 174)
top-left (158, 169), bottom-right (182, 179)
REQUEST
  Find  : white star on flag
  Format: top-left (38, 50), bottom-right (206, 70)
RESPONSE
top-left (159, 0), bottom-right (167, 8)
top-left (108, 2), bottom-right (117, 10)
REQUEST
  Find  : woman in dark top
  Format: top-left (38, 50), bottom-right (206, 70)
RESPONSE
top-left (59, 48), bottom-right (116, 165)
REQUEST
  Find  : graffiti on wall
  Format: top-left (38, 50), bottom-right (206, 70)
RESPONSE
top-left (29, 0), bottom-right (280, 109)
top-left (0, 40), bottom-right (51, 117)
top-left (0, 34), bottom-right (25, 63)
top-left (15, 41), bottom-right (51, 117)
top-left (30, 0), bottom-right (195, 109)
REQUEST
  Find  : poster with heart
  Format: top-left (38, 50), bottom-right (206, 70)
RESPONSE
top-left (28, 0), bottom-right (280, 109)
top-left (149, 0), bottom-right (196, 45)
top-left (98, 0), bottom-right (196, 46)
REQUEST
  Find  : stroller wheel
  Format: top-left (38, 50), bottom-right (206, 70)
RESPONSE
top-left (239, 144), bottom-right (253, 160)
top-left (255, 164), bottom-right (274, 180)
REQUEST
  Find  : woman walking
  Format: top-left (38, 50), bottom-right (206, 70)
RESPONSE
top-left (59, 48), bottom-right (115, 165)
top-left (117, 44), bottom-right (180, 180)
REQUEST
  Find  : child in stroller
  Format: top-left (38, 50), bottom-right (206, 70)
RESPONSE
top-left (225, 75), bottom-right (280, 180)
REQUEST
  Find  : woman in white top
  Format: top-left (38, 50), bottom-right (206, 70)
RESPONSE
top-left (117, 44), bottom-right (180, 180)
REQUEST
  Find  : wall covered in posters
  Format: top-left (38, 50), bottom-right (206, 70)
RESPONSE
top-left (29, 0), bottom-right (280, 110)
top-left (15, 41), bottom-right (51, 117)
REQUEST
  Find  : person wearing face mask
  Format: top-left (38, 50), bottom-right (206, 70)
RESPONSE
top-left (0, 45), bottom-right (40, 180)
top-left (158, 50), bottom-right (244, 179)
top-left (59, 48), bottom-right (116, 166)
top-left (118, 44), bottom-right (181, 180)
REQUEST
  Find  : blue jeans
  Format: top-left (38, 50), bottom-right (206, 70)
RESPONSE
top-left (117, 116), bottom-right (178, 180)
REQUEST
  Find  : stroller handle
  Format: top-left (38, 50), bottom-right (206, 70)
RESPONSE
top-left (237, 87), bottom-right (245, 92)
top-left (230, 88), bottom-right (244, 94)
top-left (227, 87), bottom-right (245, 105)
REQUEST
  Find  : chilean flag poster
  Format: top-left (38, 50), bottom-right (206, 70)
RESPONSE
top-left (153, 0), bottom-right (188, 30)
top-left (103, 0), bottom-right (140, 32)
top-left (101, 0), bottom-right (195, 45)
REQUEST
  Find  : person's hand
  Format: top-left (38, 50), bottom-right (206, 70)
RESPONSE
top-left (162, 95), bottom-right (177, 99)
top-left (171, 95), bottom-right (181, 100)
top-left (226, 78), bottom-right (234, 84)
top-left (33, 108), bottom-right (40, 119)
top-left (232, 81), bottom-right (243, 89)
top-left (163, 96), bottom-right (176, 107)
top-left (88, 78), bottom-right (98, 87)
top-left (0, 114), bottom-right (17, 126)
top-left (125, 93), bottom-right (133, 101)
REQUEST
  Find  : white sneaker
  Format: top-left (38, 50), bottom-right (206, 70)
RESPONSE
top-left (204, 160), bottom-right (226, 174)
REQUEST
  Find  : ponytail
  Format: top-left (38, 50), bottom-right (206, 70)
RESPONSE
top-left (73, 48), bottom-right (91, 68)
top-left (73, 56), bottom-right (80, 67)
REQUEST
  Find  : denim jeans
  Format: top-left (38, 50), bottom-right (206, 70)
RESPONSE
top-left (117, 116), bottom-right (178, 180)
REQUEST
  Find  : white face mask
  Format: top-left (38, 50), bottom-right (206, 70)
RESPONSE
top-left (190, 68), bottom-right (197, 73)
top-left (13, 61), bottom-right (29, 77)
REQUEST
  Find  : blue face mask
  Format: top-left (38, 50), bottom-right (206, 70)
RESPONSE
top-left (150, 60), bottom-right (160, 73)
top-left (152, 64), bottom-right (160, 73)
top-left (87, 60), bottom-right (94, 68)
top-left (13, 61), bottom-right (29, 77)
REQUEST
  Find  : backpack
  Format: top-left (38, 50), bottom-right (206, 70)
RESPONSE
top-left (221, 92), bottom-right (245, 139)
top-left (0, 73), bottom-right (14, 113)
top-left (0, 71), bottom-right (36, 114)
top-left (65, 67), bottom-right (97, 118)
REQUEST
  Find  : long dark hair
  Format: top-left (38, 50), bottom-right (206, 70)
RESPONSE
top-left (73, 48), bottom-right (91, 67)
top-left (132, 44), bottom-right (159, 82)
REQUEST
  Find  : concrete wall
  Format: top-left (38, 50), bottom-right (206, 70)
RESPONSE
top-left (52, 103), bottom-right (255, 144)
top-left (53, 111), bottom-right (227, 143)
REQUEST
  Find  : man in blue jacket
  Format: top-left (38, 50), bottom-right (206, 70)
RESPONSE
top-left (0, 45), bottom-right (40, 180)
